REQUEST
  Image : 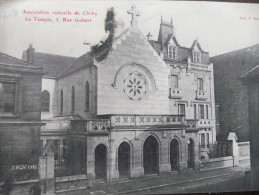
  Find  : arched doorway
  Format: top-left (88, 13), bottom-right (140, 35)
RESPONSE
top-left (187, 139), bottom-right (195, 169)
top-left (95, 144), bottom-right (107, 180)
top-left (118, 142), bottom-right (130, 178)
top-left (170, 139), bottom-right (179, 171)
top-left (143, 135), bottom-right (159, 175)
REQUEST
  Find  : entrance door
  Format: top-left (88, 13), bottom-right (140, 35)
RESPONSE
top-left (95, 144), bottom-right (107, 180)
top-left (143, 135), bottom-right (159, 175)
top-left (187, 139), bottom-right (195, 169)
top-left (170, 139), bottom-right (179, 171)
top-left (118, 142), bottom-right (130, 178)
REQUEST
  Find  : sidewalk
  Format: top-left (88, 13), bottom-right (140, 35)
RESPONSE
top-left (58, 166), bottom-right (247, 195)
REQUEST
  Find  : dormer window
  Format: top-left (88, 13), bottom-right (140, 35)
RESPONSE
top-left (193, 50), bottom-right (201, 63)
top-left (168, 45), bottom-right (177, 59)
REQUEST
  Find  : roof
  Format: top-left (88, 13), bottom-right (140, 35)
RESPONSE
top-left (158, 21), bottom-right (175, 48)
top-left (0, 52), bottom-right (43, 75)
top-left (152, 20), bottom-right (209, 64)
top-left (191, 40), bottom-right (203, 52)
top-left (211, 43), bottom-right (259, 59)
top-left (58, 52), bottom-right (94, 78)
top-left (165, 34), bottom-right (180, 47)
top-left (149, 40), bottom-right (162, 54)
top-left (0, 52), bottom-right (30, 66)
top-left (31, 52), bottom-right (76, 78)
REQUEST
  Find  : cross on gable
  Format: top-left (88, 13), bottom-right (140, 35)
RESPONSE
top-left (146, 32), bottom-right (152, 40)
top-left (127, 5), bottom-right (140, 26)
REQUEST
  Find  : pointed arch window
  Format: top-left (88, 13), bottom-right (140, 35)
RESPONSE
top-left (85, 81), bottom-right (90, 111)
top-left (60, 90), bottom-right (63, 114)
top-left (41, 90), bottom-right (50, 112)
top-left (71, 86), bottom-right (75, 113)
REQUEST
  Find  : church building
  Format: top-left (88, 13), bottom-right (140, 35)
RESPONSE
top-left (23, 6), bottom-right (216, 184)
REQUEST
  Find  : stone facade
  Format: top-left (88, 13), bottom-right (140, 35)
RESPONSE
top-left (96, 28), bottom-right (170, 115)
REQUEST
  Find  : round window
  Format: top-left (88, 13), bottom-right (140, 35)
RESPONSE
top-left (123, 72), bottom-right (147, 100)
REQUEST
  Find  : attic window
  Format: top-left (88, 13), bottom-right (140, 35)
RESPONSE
top-left (168, 45), bottom-right (177, 59)
top-left (193, 50), bottom-right (201, 63)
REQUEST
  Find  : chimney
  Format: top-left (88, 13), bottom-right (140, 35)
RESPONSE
top-left (27, 44), bottom-right (35, 65)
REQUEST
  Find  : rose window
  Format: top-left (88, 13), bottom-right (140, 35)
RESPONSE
top-left (123, 72), bottom-right (147, 100)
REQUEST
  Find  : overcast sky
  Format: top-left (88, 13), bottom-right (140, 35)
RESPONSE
top-left (0, 0), bottom-right (258, 59)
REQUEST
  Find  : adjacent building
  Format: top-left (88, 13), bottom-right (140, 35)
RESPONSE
top-left (241, 65), bottom-right (259, 190)
top-left (0, 52), bottom-right (43, 181)
top-left (211, 44), bottom-right (259, 141)
top-left (149, 19), bottom-right (216, 160)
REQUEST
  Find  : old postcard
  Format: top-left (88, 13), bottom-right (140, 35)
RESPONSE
top-left (0, 0), bottom-right (258, 194)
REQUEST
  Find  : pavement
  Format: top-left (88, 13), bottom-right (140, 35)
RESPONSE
top-left (57, 166), bottom-right (249, 195)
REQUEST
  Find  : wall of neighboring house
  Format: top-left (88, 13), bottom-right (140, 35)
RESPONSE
top-left (0, 62), bottom-right (43, 181)
top-left (211, 44), bottom-right (259, 141)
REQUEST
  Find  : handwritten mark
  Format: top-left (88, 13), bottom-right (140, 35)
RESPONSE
top-left (83, 41), bottom-right (91, 45)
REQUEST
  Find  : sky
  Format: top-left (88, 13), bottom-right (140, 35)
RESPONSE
top-left (0, 0), bottom-right (258, 59)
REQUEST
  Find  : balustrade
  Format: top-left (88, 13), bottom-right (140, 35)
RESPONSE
top-left (111, 115), bottom-right (185, 127)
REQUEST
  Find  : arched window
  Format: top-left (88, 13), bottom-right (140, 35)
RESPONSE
top-left (71, 86), bottom-right (75, 113)
top-left (60, 90), bottom-right (63, 114)
top-left (85, 81), bottom-right (90, 111)
top-left (41, 90), bottom-right (50, 112)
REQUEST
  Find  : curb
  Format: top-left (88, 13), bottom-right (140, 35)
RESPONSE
top-left (118, 171), bottom-right (244, 194)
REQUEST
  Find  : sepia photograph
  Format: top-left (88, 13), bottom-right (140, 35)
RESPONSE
top-left (0, 0), bottom-right (258, 194)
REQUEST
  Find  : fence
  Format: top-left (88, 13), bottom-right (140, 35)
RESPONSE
top-left (54, 160), bottom-right (69, 177)
top-left (207, 141), bottom-right (233, 159)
